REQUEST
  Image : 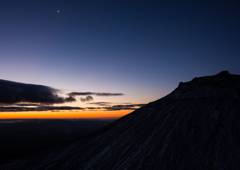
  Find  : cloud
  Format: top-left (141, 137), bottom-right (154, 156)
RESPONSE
top-left (86, 103), bottom-right (146, 111)
top-left (69, 92), bottom-right (93, 96)
top-left (0, 107), bottom-right (34, 112)
top-left (85, 103), bottom-right (146, 111)
top-left (88, 102), bottom-right (112, 106)
top-left (14, 103), bottom-right (41, 107)
top-left (68, 92), bottom-right (124, 97)
top-left (86, 107), bottom-right (102, 110)
top-left (80, 96), bottom-right (94, 102)
top-left (0, 106), bottom-right (84, 112)
top-left (134, 104), bottom-right (146, 107)
top-left (95, 93), bottom-right (123, 96)
top-left (103, 107), bottom-right (135, 111)
top-left (0, 79), bottom-right (76, 104)
top-left (0, 103), bottom-right (146, 112)
top-left (103, 104), bottom-right (146, 111)
top-left (38, 106), bottom-right (84, 111)
top-left (64, 96), bottom-right (76, 102)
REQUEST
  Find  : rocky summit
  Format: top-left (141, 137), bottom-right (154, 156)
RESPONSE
top-left (2, 71), bottom-right (240, 170)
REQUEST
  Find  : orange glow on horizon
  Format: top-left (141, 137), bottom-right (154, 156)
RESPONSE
top-left (0, 110), bottom-right (132, 119)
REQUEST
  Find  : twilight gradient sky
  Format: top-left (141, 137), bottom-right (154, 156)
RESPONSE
top-left (0, 0), bottom-right (239, 118)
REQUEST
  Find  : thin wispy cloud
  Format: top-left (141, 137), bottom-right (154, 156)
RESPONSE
top-left (95, 93), bottom-right (123, 96)
top-left (85, 103), bottom-right (146, 111)
top-left (88, 102), bottom-right (113, 106)
top-left (103, 104), bottom-right (146, 111)
top-left (86, 107), bottom-right (102, 110)
top-left (14, 103), bottom-right (41, 107)
top-left (69, 92), bottom-right (124, 97)
top-left (0, 106), bottom-right (84, 112)
top-left (0, 103), bottom-right (146, 112)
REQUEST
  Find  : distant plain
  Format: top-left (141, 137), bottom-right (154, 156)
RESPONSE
top-left (0, 119), bottom-right (116, 165)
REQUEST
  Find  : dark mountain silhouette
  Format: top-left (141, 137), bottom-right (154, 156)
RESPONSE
top-left (2, 71), bottom-right (240, 169)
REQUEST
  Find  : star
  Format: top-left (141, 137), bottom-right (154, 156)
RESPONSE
top-left (57, 10), bottom-right (60, 13)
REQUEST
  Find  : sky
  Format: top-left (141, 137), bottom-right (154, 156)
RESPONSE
top-left (0, 0), bottom-right (239, 118)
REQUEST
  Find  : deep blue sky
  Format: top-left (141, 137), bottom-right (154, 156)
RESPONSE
top-left (0, 0), bottom-right (239, 105)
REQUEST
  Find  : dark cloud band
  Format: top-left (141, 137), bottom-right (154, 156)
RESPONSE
top-left (0, 79), bottom-right (76, 104)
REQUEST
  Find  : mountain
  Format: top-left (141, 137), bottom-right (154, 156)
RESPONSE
top-left (2, 71), bottom-right (240, 169)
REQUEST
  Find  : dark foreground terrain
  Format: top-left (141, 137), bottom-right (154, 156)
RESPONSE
top-left (0, 119), bottom-right (116, 165)
top-left (1, 71), bottom-right (240, 169)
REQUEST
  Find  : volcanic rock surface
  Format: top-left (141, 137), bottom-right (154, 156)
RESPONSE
top-left (2, 71), bottom-right (240, 169)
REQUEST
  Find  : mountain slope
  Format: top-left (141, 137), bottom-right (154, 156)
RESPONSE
top-left (2, 71), bottom-right (240, 169)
